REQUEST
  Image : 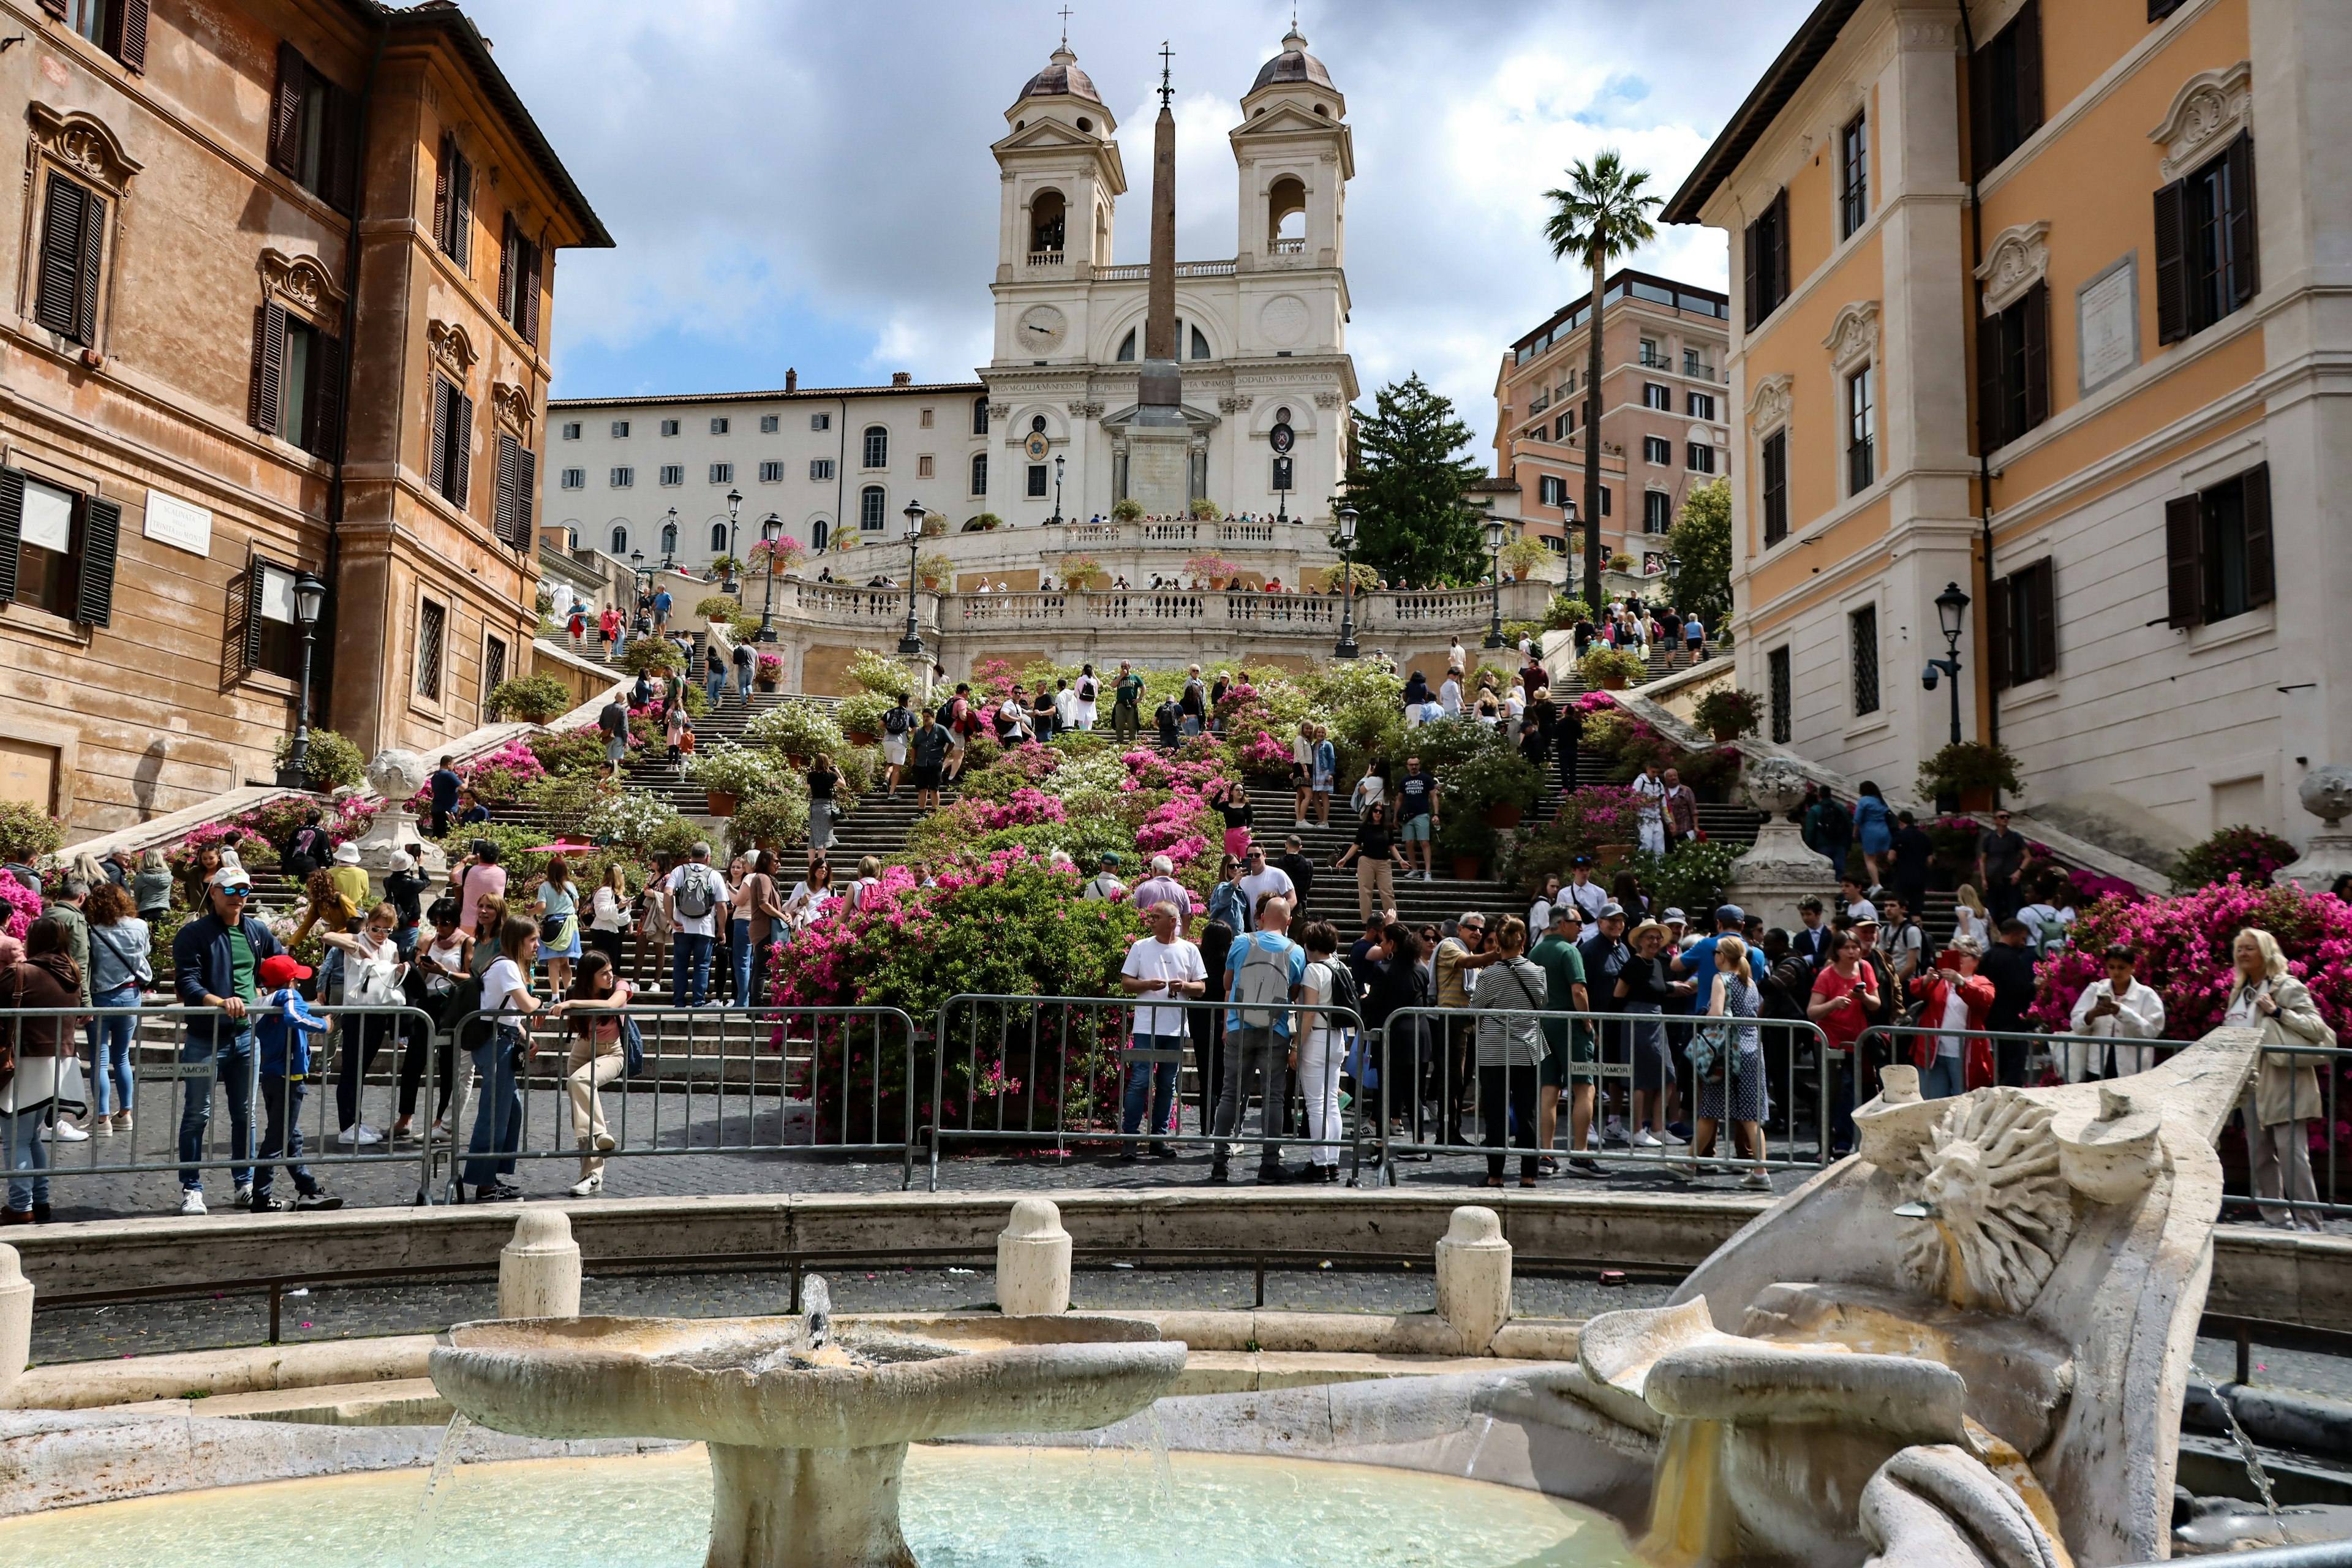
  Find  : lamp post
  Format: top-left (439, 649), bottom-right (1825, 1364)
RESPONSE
top-left (274, 570), bottom-right (328, 789)
top-left (757, 513), bottom-right (782, 643)
top-left (1922, 579), bottom-right (1972, 807)
top-left (723, 487), bottom-right (744, 584)
top-left (1333, 503), bottom-right (1361, 660)
top-left (899, 502), bottom-right (927, 657)
top-left (1051, 454), bottom-right (1065, 526)
top-left (1483, 516), bottom-right (1509, 649)
top-left (661, 506), bottom-right (677, 571)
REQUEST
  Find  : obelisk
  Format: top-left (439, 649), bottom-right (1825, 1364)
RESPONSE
top-left (1125, 41), bottom-right (1193, 516)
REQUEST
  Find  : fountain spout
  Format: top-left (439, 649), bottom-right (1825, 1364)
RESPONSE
top-left (802, 1275), bottom-right (832, 1350)
top-left (1890, 1200), bottom-right (1939, 1221)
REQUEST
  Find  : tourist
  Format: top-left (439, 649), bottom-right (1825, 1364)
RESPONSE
top-left (82, 883), bottom-right (148, 1136)
top-left (1291, 920), bottom-right (1356, 1183)
top-left (742, 852), bottom-right (787, 1005)
top-left (1081, 851), bottom-right (1128, 903)
top-left (844, 855), bottom-right (883, 913)
top-left (1616, 919), bottom-right (1689, 1150)
top-left (1530, 874), bottom-right (1563, 933)
top-left (1474, 916), bottom-right (1548, 1188)
top-left (1073, 664), bottom-right (1100, 730)
top-left (1890, 811), bottom-right (1933, 921)
top-left (663, 843), bottom-right (731, 1009)
top-left (324, 840), bottom-right (369, 912)
top-left (549, 951), bottom-right (633, 1196)
top-left (282, 809), bottom-right (331, 881)
top-left (1052, 678), bottom-right (1077, 736)
top-left (1351, 755), bottom-right (1390, 817)
top-left (1577, 904), bottom-right (1633, 1146)
top-left (1110, 662), bottom-right (1145, 742)
top-left (533, 855), bottom-right (582, 993)
top-left (1684, 612), bottom-right (1706, 663)
top-left (2227, 927), bottom-right (2329, 1231)
top-left (596, 692), bottom-right (630, 781)
top-left (730, 638), bottom-right (753, 708)
top-left (705, 641), bottom-right (728, 710)
top-left (454, 840), bottom-right (508, 940)
top-left (464, 915), bottom-right (541, 1202)
top-left (1205, 853), bottom-right (1251, 937)
top-left (170, 869), bottom-right (285, 1213)
top-left (322, 900), bottom-right (411, 1150)
top-left (1129, 855), bottom-right (1193, 936)
top-left (1802, 786), bottom-right (1850, 876)
top-left (1529, 905), bottom-right (1592, 1172)
top-left (1439, 666), bottom-right (1464, 719)
top-left (910, 707), bottom-right (950, 810)
top-left (807, 754), bottom-right (839, 854)
top-left (1979, 919), bottom-right (2039, 1082)
top-left (1690, 934), bottom-right (1771, 1189)
top-left (652, 584), bottom-right (673, 632)
top-left (1806, 929), bottom-right (1878, 1156)
top-left (1291, 720), bottom-right (1317, 820)
top-left (1238, 843), bottom-right (1292, 913)
top-left (0, 927), bottom-right (78, 1223)
top-left (783, 859), bottom-right (836, 930)
top-left (1789, 896), bottom-right (1830, 970)
top-left (598, 603), bottom-right (620, 652)
top-left (1841, 780), bottom-right (1892, 889)
top-left (1553, 693), bottom-right (1583, 792)
top-left (245, 951), bottom-right (342, 1213)
top-left (132, 848), bottom-right (173, 921)
top-left (1335, 801), bottom-right (1397, 925)
top-left (1394, 756), bottom-right (1438, 880)
top-left (289, 867), bottom-right (358, 950)
top-left (1839, 875), bottom-right (1877, 924)
top-left (633, 857), bottom-right (674, 988)
top-left (2065, 944), bottom-right (2168, 1082)
top-left (1180, 665), bottom-right (1207, 738)
top-left (1975, 809), bottom-right (2031, 924)
top-left (1632, 761), bottom-right (1668, 856)
top-left (1030, 681), bottom-right (1058, 741)
top-left (1118, 900), bottom-right (1206, 1159)
top-left (1307, 725), bottom-right (1336, 827)
top-left (1216, 780), bottom-right (1256, 862)
top-left (586, 864), bottom-right (632, 971)
top-left (1154, 690), bottom-right (1183, 750)
top-left (1208, 893), bottom-right (1307, 1185)
top-left (2016, 884), bottom-right (2064, 952)
top-left (1273, 834), bottom-right (1317, 916)
top-left (384, 851), bottom-right (430, 954)
top-left (1365, 921), bottom-right (1432, 1144)
top-left (428, 756), bottom-right (462, 837)
top-left (458, 789), bottom-right (491, 829)
top-left (1909, 935), bottom-right (1995, 1099)
top-left (398, 899), bottom-right (466, 1143)
top-left (1661, 767), bottom-right (1698, 847)
top-left (1877, 892), bottom-right (1924, 987)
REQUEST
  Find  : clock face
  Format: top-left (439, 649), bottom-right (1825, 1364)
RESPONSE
top-left (1016, 305), bottom-right (1068, 350)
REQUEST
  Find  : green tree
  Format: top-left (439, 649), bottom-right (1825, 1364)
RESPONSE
top-left (1333, 374), bottom-right (1486, 587)
top-left (1542, 151), bottom-right (1662, 609)
top-left (1667, 476), bottom-right (1732, 624)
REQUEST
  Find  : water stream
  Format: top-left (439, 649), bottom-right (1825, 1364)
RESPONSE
top-left (385, 1413), bottom-right (473, 1568)
top-left (2196, 1378), bottom-right (2282, 1520)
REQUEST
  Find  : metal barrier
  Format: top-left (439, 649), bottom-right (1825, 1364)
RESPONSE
top-left (1373, 1004), bottom-right (1840, 1183)
top-left (429, 1002), bottom-right (921, 1202)
top-left (2, 1003), bottom-right (440, 1209)
top-left (925, 993), bottom-right (1372, 1191)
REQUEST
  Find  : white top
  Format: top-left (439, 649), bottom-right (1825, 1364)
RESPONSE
top-left (785, 882), bottom-right (836, 924)
top-left (2223, 986), bottom-right (2262, 1028)
top-left (1938, 986), bottom-right (1970, 1057)
top-left (423, 933), bottom-right (467, 995)
top-left (1238, 866), bottom-right (1295, 911)
top-left (1439, 678), bottom-right (1463, 717)
top-left (1632, 772), bottom-right (1666, 823)
top-left (1844, 897), bottom-right (1879, 923)
top-left (1529, 898), bottom-right (1554, 932)
top-left (2070, 978), bottom-right (2167, 1039)
top-left (1291, 733), bottom-right (1314, 766)
top-left (1565, 880), bottom-right (1608, 921)
top-left (1882, 921), bottom-right (1923, 975)
top-left (1300, 956), bottom-right (1344, 1046)
top-left (664, 864), bottom-right (734, 938)
top-left (590, 884), bottom-right (630, 932)
top-left (1353, 775), bottom-right (1386, 812)
top-left (2018, 903), bottom-right (2062, 942)
top-left (1055, 688), bottom-right (1078, 723)
top-left (1951, 907), bottom-right (1991, 946)
top-left (483, 956), bottom-right (530, 1014)
top-left (1121, 935), bottom-right (1207, 1038)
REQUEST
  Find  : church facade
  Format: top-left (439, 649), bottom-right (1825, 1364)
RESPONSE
top-left (547, 28), bottom-right (1358, 575)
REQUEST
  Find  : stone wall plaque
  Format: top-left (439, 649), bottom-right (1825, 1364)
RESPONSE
top-left (143, 489), bottom-right (214, 557)
top-left (2076, 254), bottom-right (2139, 398)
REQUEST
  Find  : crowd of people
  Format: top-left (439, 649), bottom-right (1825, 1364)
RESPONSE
top-left (1567, 592), bottom-right (1711, 667)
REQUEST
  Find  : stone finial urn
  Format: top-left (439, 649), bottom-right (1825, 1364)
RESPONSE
top-left (2277, 763), bottom-right (2352, 893)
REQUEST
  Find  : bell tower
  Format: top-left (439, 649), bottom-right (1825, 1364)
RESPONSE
top-left (989, 39), bottom-right (1125, 359)
top-left (1232, 26), bottom-right (1352, 276)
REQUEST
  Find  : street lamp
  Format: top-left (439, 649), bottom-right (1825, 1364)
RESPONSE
top-left (1052, 454), bottom-right (1065, 526)
top-left (1333, 503), bottom-right (1361, 660)
top-left (1483, 516), bottom-right (1509, 648)
top-left (1921, 579), bottom-right (1973, 805)
top-left (274, 570), bottom-right (328, 789)
top-left (661, 506), bottom-right (677, 571)
top-left (723, 487), bottom-right (744, 582)
top-left (757, 513), bottom-right (783, 643)
top-left (899, 502), bottom-right (927, 657)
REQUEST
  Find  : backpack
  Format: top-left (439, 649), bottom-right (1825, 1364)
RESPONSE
top-left (619, 1012), bottom-right (645, 1077)
top-left (1078, 676), bottom-right (1097, 702)
top-left (1313, 957), bottom-right (1360, 1033)
top-left (1156, 699), bottom-right (1183, 732)
top-left (883, 704), bottom-right (913, 735)
top-left (674, 864), bottom-right (715, 921)
top-left (1232, 935), bottom-right (1295, 1028)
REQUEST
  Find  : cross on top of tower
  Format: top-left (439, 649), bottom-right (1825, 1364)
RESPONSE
top-left (1158, 40), bottom-right (1174, 108)
top-left (1058, 5), bottom-right (1072, 47)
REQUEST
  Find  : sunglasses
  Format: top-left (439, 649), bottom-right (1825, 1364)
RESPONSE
top-left (219, 885), bottom-right (252, 897)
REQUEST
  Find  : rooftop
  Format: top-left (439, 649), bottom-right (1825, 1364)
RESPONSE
top-left (1661, 0), bottom-right (1864, 225)
top-left (549, 380), bottom-right (989, 411)
top-left (1509, 268), bottom-right (1731, 361)
top-left (1251, 27), bottom-right (1335, 93)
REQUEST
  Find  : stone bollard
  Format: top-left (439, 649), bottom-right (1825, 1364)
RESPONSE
top-left (1435, 1205), bottom-right (1513, 1352)
top-left (996, 1197), bottom-right (1072, 1316)
top-left (0, 1244), bottom-right (29, 1408)
top-left (498, 1210), bottom-right (582, 1320)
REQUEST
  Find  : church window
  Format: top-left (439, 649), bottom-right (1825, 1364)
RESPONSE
top-left (660, 521), bottom-right (677, 555)
top-left (1275, 406), bottom-right (1291, 423)
top-left (1030, 189), bottom-right (1066, 254)
top-left (970, 453), bottom-right (987, 494)
top-left (859, 484), bottom-right (886, 531)
top-left (811, 517), bottom-right (830, 551)
top-left (1028, 465), bottom-right (1049, 498)
top-left (1030, 414), bottom-right (1047, 434)
top-left (1076, 117), bottom-right (1092, 133)
top-left (1191, 325), bottom-right (1211, 360)
top-left (609, 524), bottom-right (627, 554)
top-left (972, 396), bottom-right (990, 435)
top-left (861, 426), bottom-right (888, 469)
top-left (1117, 328), bottom-right (1136, 363)
top-left (709, 522), bottom-right (727, 552)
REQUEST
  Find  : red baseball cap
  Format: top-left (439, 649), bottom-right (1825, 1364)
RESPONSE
top-left (260, 954), bottom-right (312, 987)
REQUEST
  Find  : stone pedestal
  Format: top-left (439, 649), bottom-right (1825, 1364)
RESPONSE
top-left (1725, 758), bottom-right (1838, 933)
top-left (2278, 766), bottom-right (2352, 894)
top-left (1124, 417), bottom-right (1193, 518)
top-left (499, 1210), bottom-right (582, 1320)
top-left (0, 1243), bottom-right (30, 1408)
top-left (707, 1441), bottom-right (916, 1568)
top-left (355, 748), bottom-right (446, 884)
top-left (996, 1197), bottom-right (1072, 1316)
top-left (1434, 1205), bottom-right (1512, 1352)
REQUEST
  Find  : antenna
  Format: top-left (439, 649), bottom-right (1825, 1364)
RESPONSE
top-left (1158, 40), bottom-right (1174, 108)
top-left (1057, 5), bottom-right (1072, 47)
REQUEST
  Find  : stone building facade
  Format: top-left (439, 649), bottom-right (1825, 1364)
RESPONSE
top-left (0, 0), bottom-right (603, 839)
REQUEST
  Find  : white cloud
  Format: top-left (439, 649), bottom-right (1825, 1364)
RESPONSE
top-left (468, 0), bottom-right (1811, 451)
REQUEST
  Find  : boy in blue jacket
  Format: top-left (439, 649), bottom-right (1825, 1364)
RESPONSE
top-left (250, 953), bottom-right (344, 1212)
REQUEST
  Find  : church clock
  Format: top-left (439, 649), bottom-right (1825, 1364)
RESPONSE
top-left (1016, 305), bottom-right (1068, 352)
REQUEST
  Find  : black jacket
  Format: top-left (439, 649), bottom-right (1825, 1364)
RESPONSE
top-left (1979, 942), bottom-right (2039, 1033)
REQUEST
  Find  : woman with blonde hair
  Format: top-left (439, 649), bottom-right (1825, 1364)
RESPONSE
top-left (2225, 926), bottom-right (2332, 1231)
top-left (1950, 884), bottom-right (1991, 948)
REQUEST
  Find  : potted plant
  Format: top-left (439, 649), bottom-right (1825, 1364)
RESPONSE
top-left (1110, 498), bottom-right (1145, 523)
top-left (1916, 741), bottom-right (2024, 813)
top-left (728, 787), bottom-right (810, 859)
top-left (1499, 535), bottom-right (1550, 582)
top-left (747, 535), bottom-right (807, 578)
top-left (961, 512), bottom-right (1005, 533)
top-left (1437, 812), bottom-right (1499, 881)
top-left (483, 673), bottom-right (574, 725)
top-left (687, 742), bottom-right (779, 818)
top-left (1057, 553), bottom-right (1110, 591)
top-left (1607, 552), bottom-right (1637, 573)
top-left (754, 651), bottom-right (783, 692)
top-left (915, 551), bottom-right (955, 590)
top-left (0, 801), bottom-right (63, 868)
top-left (1546, 592), bottom-right (1591, 630)
top-left (695, 594), bottom-right (741, 624)
top-left (744, 699), bottom-right (846, 769)
top-left (837, 690), bottom-right (892, 747)
top-left (1692, 687), bottom-right (1763, 742)
top-left (1185, 553), bottom-right (1240, 590)
top-left (1451, 748), bottom-right (1543, 831)
top-left (1188, 497), bottom-right (1223, 521)
top-left (1578, 646), bottom-right (1649, 691)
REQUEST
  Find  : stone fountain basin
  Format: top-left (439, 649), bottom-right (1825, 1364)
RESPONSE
top-left (431, 1314), bottom-right (1189, 1451)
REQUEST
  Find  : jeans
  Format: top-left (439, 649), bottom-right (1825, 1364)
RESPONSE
top-left (731, 918), bottom-right (755, 1007)
top-left (672, 931), bottom-right (715, 1008)
top-left (1479, 1061), bottom-right (1540, 1181)
top-left (89, 982), bottom-right (140, 1117)
top-left (1920, 1055), bottom-right (1967, 1099)
top-left (706, 669), bottom-right (726, 706)
top-left (252, 1076), bottom-right (323, 1200)
top-left (1120, 1034), bottom-right (1184, 1138)
top-left (1822, 1051), bottom-right (1858, 1155)
top-left (177, 1030), bottom-right (256, 1193)
top-left (1183, 715), bottom-right (1202, 738)
top-left (4, 1107), bottom-right (47, 1212)
top-left (462, 1027), bottom-right (524, 1188)
top-left (337, 1011), bottom-right (398, 1133)
top-left (1209, 1026), bottom-right (1289, 1167)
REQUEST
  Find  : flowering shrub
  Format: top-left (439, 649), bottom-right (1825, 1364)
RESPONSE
top-left (1510, 785), bottom-right (1644, 897)
top-left (1236, 729), bottom-right (1293, 774)
top-left (0, 802), bottom-right (64, 865)
top-left (407, 739), bottom-right (548, 813)
top-left (742, 701), bottom-right (844, 761)
top-left (529, 726), bottom-right (620, 778)
top-left (971, 788), bottom-right (1067, 831)
top-left (969, 658), bottom-right (1020, 704)
top-left (755, 652), bottom-right (783, 681)
top-left (2171, 824), bottom-right (2298, 893)
top-left (956, 744), bottom-right (1063, 802)
top-left (0, 867), bottom-right (47, 940)
top-left (1183, 554), bottom-right (1239, 581)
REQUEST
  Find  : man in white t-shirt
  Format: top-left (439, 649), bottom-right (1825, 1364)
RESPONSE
top-left (662, 843), bottom-right (733, 1008)
top-left (1632, 763), bottom-right (1668, 856)
top-left (1118, 901), bottom-right (1207, 1156)
top-left (1439, 671), bottom-right (1464, 718)
top-left (1238, 845), bottom-right (1294, 913)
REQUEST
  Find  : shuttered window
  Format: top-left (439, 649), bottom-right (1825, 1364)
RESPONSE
top-left (58, 0), bottom-right (148, 68)
top-left (1976, 281), bottom-right (2049, 453)
top-left (1845, 366), bottom-right (1877, 493)
top-left (241, 557), bottom-right (303, 679)
top-left (1969, 0), bottom-right (2043, 178)
top-left (427, 375), bottom-right (473, 509)
top-left (1849, 605), bottom-right (1880, 716)
top-left (758, 461), bottom-right (783, 483)
top-left (1643, 491), bottom-right (1672, 533)
top-left (1767, 646), bottom-right (1793, 744)
top-left (34, 171), bottom-right (106, 346)
top-left (497, 213), bottom-right (541, 346)
top-left (247, 304), bottom-right (344, 458)
top-left (2155, 133), bottom-right (2258, 345)
top-left (433, 132), bottom-right (473, 268)
top-left (492, 432), bottom-right (535, 548)
top-left (1760, 429), bottom-right (1789, 546)
top-left (1741, 188), bottom-right (1790, 330)
top-left (1989, 556), bottom-right (2057, 688)
top-left (1686, 443), bottom-right (1716, 474)
top-left (2165, 462), bottom-right (2273, 630)
top-left (267, 42), bottom-right (360, 213)
top-left (0, 469), bottom-right (118, 625)
top-left (415, 598), bottom-right (446, 700)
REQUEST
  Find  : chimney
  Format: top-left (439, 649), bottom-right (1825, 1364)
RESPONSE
top-left (785, 368), bottom-right (798, 392)
top-left (892, 371), bottom-right (912, 386)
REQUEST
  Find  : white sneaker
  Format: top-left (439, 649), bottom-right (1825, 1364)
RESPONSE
top-left (1657, 1126), bottom-right (1689, 1146)
top-left (232, 1182), bottom-right (254, 1208)
top-left (178, 1190), bottom-right (208, 1216)
top-left (350, 1123), bottom-right (383, 1146)
top-left (1603, 1117), bottom-right (1629, 1147)
top-left (1631, 1129), bottom-right (1663, 1149)
top-left (47, 1118), bottom-right (88, 1142)
top-left (568, 1173), bottom-right (603, 1197)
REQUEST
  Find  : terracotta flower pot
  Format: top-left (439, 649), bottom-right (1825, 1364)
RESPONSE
top-left (706, 791), bottom-right (739, 816)
top-left (1959, 786), bottom-right (1997, 812)
top-left (847, 729), bottom-right (879, 747)
top-left (1484, 803), bottom-right (1523, 830)
top-left (1596, 844), bottom-right (1632, 870)
top-left (1513, 567), bottom-right (1529, 581)
top-left (1451, 855), bottom-right (1485, 881)
top-left (1600, 676), bottom-right (1629, 691)
top-left (1711, 725), bottom-right (1741, 743)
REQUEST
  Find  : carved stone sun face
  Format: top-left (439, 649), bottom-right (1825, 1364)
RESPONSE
top-left (1898, 1088), bottom-right (2074, 1314)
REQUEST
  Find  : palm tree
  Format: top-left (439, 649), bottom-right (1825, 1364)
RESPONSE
top-left (1543, 151), bottom-right (1661, 612)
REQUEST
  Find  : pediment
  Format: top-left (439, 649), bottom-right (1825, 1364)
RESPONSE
top-left (1232, 101), bottom-right (1340, 139)
top-left (1100, 401), bottom-right (1223, 433)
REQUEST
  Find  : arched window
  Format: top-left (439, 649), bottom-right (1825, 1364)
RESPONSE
top-left (609, 524), bottom-right (628, 555)
top-left (1117, 328), bottom-right (1136, 363)
top-left (1268, 176), bottom-right (1306, 251)
top-left (660, 522), bottom-right (678, 556)
top-left (1030, 189), bottom-right (1066, 253)
top-left (862, 426), bottom-right (888, 469)
top-left (972, 396), bottom-right (989, 435)
top-left (710, 522), bottom-right (728, 552)
top-left (859, 485), bottom-right (886, 532)
top-left (1030, 414), bottom-right (1048, 434)
top-left (1191, 324), bottom-right (1212, 361)
top-left (970, 452), bottom-right (988, 496)
top-left (810, 517), bottom-right (830, 552)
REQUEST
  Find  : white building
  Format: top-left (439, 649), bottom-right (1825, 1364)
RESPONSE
top-left (545, 27), bottom-right (1357, 578)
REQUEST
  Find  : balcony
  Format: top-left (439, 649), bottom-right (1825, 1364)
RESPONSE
top-left (1095, 259), bottom-right (1240, 281)
top-left (1026, 250), bottom-right (1065, 267)
top-left (1270, 236), bottom-right (1306, 255)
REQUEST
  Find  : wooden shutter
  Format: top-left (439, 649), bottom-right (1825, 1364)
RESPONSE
top-left (2152, 181), bottom-right (2188, 344)
top-left (108, 0), bottom-right (149, 70)
top-left (269, 43), bottom-right (305, 178)
top-left (1987, 573), bottom-right (2011, 689)
top-left (75, 496), bottom-right (121, 627)
top-left (1771, 190), bottom-right (1790, 308)
top-left (248, 304), bottom-right (286, 433)
top-left (34, 175), bottom-right (85, 336)
top-left (2027, 560), bottom-right (2057, 679)
top-left (0, 469), bottom-right (22, 607)
top-left (492, 433), bottom-right (519, 543)
top-left (2226, 132), bottom-right (2259, 308)
top-left (433, 132), bottom-right (450, 249)
top-left (74, 189), bottom-right (105, 345)
top-left (497, 213), bottom-right (514, 324)
top-left (36, 0), bottom-right (64, 18)
top-left (306, 329), bottom-right (344, 458)
top-left (1741, 217), bottom-right (1760, 330)
top-left (328, 81), bottom-right (361, 214)
top-left (2013, 1), bottom-right (2044, 144)
top-left (519, 239), bottom-right (541, 346)
top-left (1975, 311), bottom-right (2003, 453)
top-left (448, 389), bottom-right (473, 508)
top-left (1968, 21), bottom-right (1994, 179)
top-left (2241, 461), bottom-right (2274, 608)
top-left (516, 445), bottom-right (537, 548)
top-left (450, 151), bottom-right (472, 269)
top-left (426, 377), bottom-right (450, 497)
top-left (2163, 494), bottom-right (2202, 628)
top-left (2021, 281), bottom-right (2050, 432)
top-left (241, 564), bottom-right (266, 669)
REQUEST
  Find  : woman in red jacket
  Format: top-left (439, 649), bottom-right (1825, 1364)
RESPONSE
top-left (1909, 933), bottom-right (1996, 1098)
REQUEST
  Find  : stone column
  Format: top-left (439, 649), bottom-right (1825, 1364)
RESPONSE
top-left (996, 1197), bottom-right (1072, 1316)
top-left (499, 1210), bottom-right (582, 1319)
top-left (0, 1244), bottom-right (30, 1408)
top-left (1435, 1205), bottom-right (1512, 1352)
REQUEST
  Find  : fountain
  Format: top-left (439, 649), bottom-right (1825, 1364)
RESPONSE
top-left (426, 1276), bottom-right (1188, 1568)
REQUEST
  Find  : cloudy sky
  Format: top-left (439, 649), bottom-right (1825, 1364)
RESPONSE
top-left (470, 0), bottom-right (1811, 459)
